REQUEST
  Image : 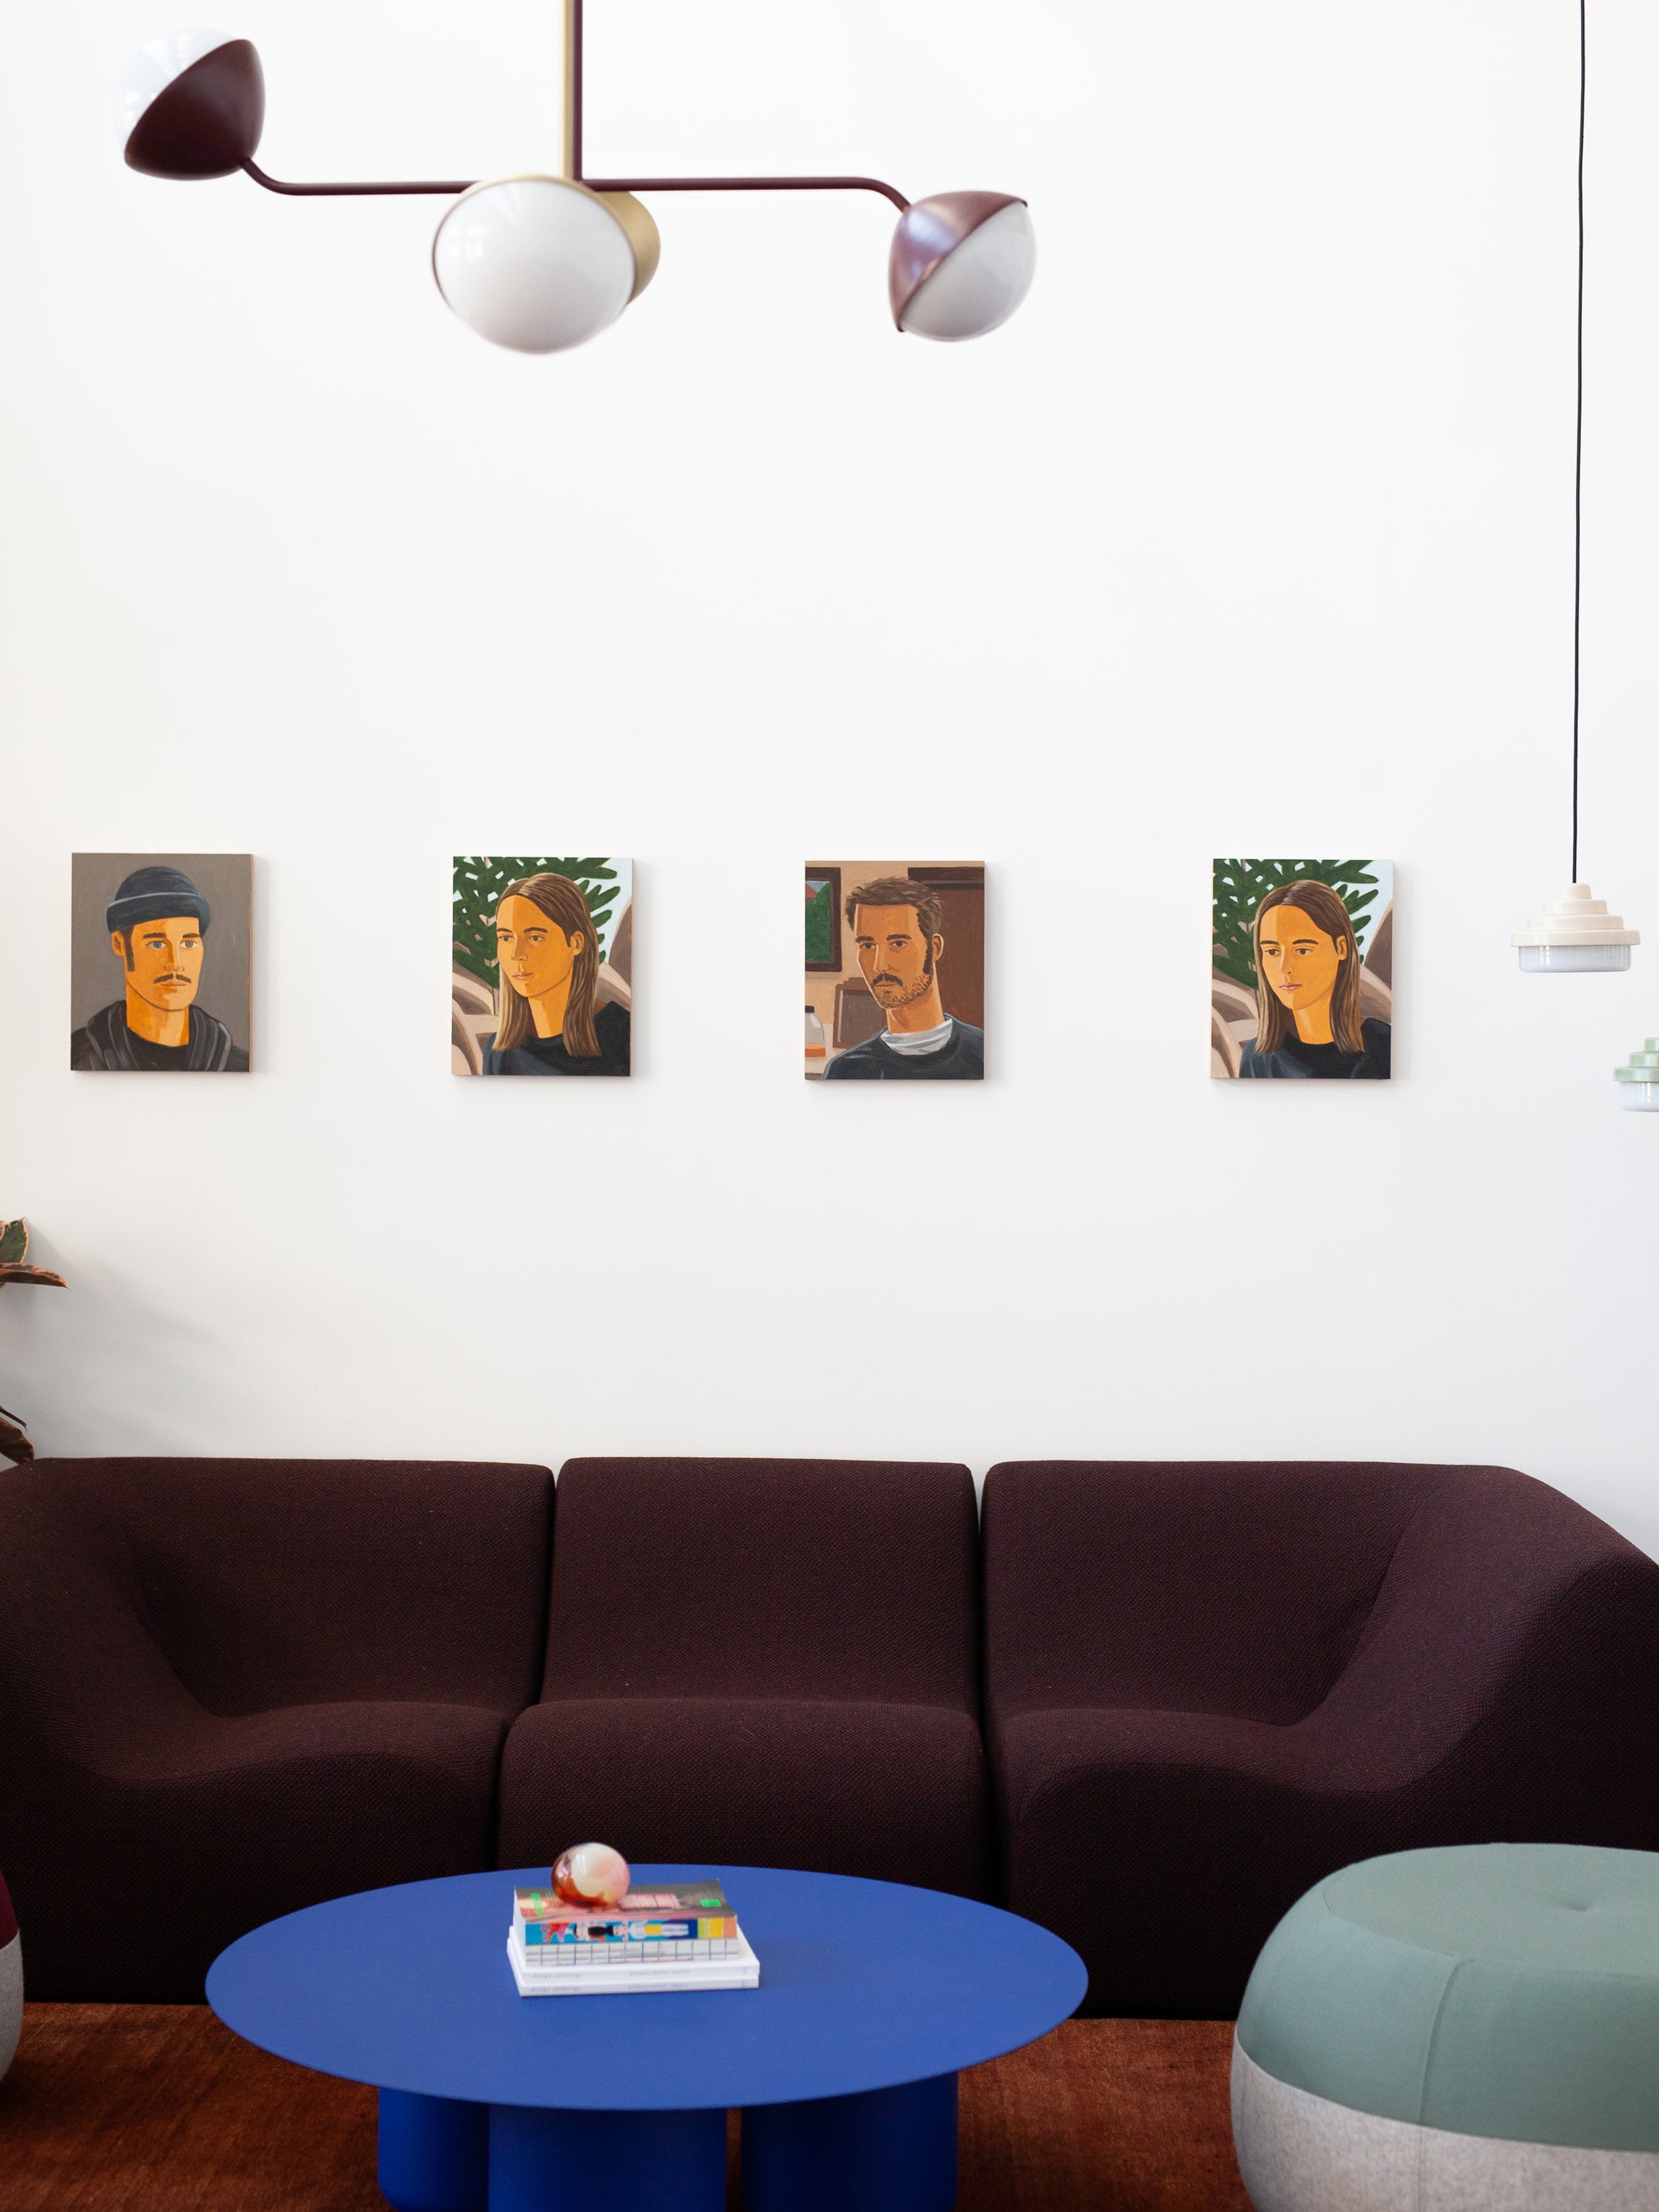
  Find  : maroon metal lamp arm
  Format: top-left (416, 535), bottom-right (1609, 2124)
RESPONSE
top-left (241, 161), bottom-right (908, 211)
top-left (585, 174), bottom-right (909, 211)
top-left (241, 159), bottom-right (472, 197)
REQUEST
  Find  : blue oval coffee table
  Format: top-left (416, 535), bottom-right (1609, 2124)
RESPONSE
top-left (207, 1863), bottom-right (1085, 2212)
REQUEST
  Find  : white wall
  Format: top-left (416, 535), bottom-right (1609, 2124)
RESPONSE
top-left (5, 1), bottom-right (1659, 1555)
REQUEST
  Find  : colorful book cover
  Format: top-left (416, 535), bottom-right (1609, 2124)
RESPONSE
top-left (514, 1881), bottom-right (732, 1944)
top-left (513, 1932), bottom-right (742, 1964)
top-left (516, 1882), bottom-right (729, 1918)
top-left (518, 1914), bottom-right (736, 1945)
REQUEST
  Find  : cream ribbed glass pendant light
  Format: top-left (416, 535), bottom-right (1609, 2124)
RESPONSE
top-left (1511, 0), bottom-right (1638, 973)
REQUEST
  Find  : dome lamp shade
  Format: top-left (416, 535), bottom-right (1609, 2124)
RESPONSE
top-left (431, 177), bottom-right (659, 354)
top-left (889, 192), bottom-right (1035, 340)
top-left (1511, 884), bottom-right (1638, 972)
top-left (121, 31), bottom-right (264, 179)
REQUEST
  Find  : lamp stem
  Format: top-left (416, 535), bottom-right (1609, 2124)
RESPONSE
top-left (565, 0), bottom-right (584, 180)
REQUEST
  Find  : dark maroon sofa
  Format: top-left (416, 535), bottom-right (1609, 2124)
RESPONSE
top-left (2, 1452), bottom-right (1656, 2013)
top-left (0, 1458), bottom-right (553, 2000)
top-left (496, 1458), bottom-right (988, 1899)
top-left (981, 1460), bottom-right (1659, 2017)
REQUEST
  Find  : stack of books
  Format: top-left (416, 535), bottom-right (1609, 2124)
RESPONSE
top-left (507, 1878), bottom-right (760, 1996)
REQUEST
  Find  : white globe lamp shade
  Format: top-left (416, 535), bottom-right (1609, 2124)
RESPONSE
top-left (889, 192), bottom-right (1034, 342)
top-left (1511, 883), bottom-right (1638, 972)
top-left (432, 177), bottom-right (659, 355)
top-left (120, 30), bottom-right (265, 179)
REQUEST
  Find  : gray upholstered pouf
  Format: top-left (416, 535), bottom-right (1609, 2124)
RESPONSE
top-left (1232, 1844), bottom-right (1659, 2211)
top-left (0, 1864), bottom-right (17, 2081)
top-left (0, 1928), bottom-right (17, 2080)
top-left (0, 1875), bottom-right (17, 2082)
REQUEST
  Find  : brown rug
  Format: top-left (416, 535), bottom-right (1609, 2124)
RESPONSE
top-left (0, 2004), bottom-right (1249, 2210)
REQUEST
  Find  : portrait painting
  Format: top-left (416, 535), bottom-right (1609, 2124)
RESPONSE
top-left (71, 854), bottom-right (251, 1072)
top-left (453, 857), bottom-right (632, 1077)
top-left (1212, 859), bottom-right (1393, 1079)
top-left (805, 863), bottom-right (984, 1080)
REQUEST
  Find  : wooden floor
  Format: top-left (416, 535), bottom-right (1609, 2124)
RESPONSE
top-left (0, 2004), bottom-right (1251, 2210)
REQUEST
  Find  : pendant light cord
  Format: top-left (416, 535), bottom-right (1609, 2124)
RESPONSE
top-left (1572, 0), bottom-right (1585, 884)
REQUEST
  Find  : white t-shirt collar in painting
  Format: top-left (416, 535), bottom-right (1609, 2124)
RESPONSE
top-left (881, 1018), bottom-right (955, 1057)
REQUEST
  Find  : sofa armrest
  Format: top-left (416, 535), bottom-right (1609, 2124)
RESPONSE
top-left (0, 1471), bottom-right (202, 1771)
top-left (1301, 1481), bottom-right (1659, 1833)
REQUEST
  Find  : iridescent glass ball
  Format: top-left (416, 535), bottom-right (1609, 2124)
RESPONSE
top-left (552, 1841), bottom-right (631, 1907)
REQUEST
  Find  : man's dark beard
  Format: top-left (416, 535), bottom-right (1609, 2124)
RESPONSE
top-left (872, 970), bottom-right (932, 1009)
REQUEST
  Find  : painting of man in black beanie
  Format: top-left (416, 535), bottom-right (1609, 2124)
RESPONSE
top-left (71, 857), bottom-right (251, 1072)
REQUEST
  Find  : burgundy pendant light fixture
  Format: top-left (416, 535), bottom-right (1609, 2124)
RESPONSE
top-left (1510, 0), bottom-right (1637, 973)
top-left (119, 12), bottom-right (1036, 354)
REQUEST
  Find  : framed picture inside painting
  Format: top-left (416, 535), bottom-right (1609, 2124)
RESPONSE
top-left (805, 867), bottom-right (842, 973)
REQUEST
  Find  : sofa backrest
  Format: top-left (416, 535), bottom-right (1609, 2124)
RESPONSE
top-left (544, 1457), bottom-right (980, 1710)
top-left (3, 1459), bottom-right (554, 1716)
top-left (982, 1460), bottom-right (1513, 1725)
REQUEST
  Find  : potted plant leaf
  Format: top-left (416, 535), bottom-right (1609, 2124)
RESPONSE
top-left (0, 1221), bottom-right (66, 1464)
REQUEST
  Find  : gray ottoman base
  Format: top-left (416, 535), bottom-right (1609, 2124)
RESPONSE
top-left (0, 1932), bottom-right (20, 2082)
top-left (1233, 2041), bottom-right (1659, 2212)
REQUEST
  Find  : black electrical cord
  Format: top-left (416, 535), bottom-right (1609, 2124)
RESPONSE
top-left (1572, 0), bottom-right (1585, 884)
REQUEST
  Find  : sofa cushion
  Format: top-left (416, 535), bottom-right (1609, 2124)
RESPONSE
top-left (984, 1460), bottom-right (1430, 1725)
top-left (542, 1458), bottom-right (980, 1708)
top-left (24, 1457), bottom-right (555, 1713)
top-left (499, 1695), bottom-right (987, 1898)
top-left (21, 1699), bottom-right (511, 2001)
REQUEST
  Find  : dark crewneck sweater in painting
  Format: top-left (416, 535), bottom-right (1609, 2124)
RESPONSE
top-left (483, 1000), bottom-right (631, 1076)
top-left (824, 1020), bottom-right (985, 1081)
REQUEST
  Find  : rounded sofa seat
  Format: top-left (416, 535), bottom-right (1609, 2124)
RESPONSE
top-left (1232, 1843), bottom-right (1659, 2211)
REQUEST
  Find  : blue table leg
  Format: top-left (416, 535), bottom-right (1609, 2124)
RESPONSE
top-left (487, 2103), bottom-right (727, 2211)
top-left (378, 2088), bottom-right (489, 2212)
top-left (741, 2071), bottom-right (958, 2212)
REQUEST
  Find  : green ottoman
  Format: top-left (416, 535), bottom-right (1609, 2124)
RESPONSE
top-left (1232, 1845), bottom-right (1659, 2210)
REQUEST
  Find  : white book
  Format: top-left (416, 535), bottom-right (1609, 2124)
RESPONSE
top-left (508, 1925), bottom-right (761, 1996)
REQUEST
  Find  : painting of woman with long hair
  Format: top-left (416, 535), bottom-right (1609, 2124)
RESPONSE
top-left (483, 871), bottom-right (630, 1076)
top-left (1235, 875), bottom-right (1390, 1079)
